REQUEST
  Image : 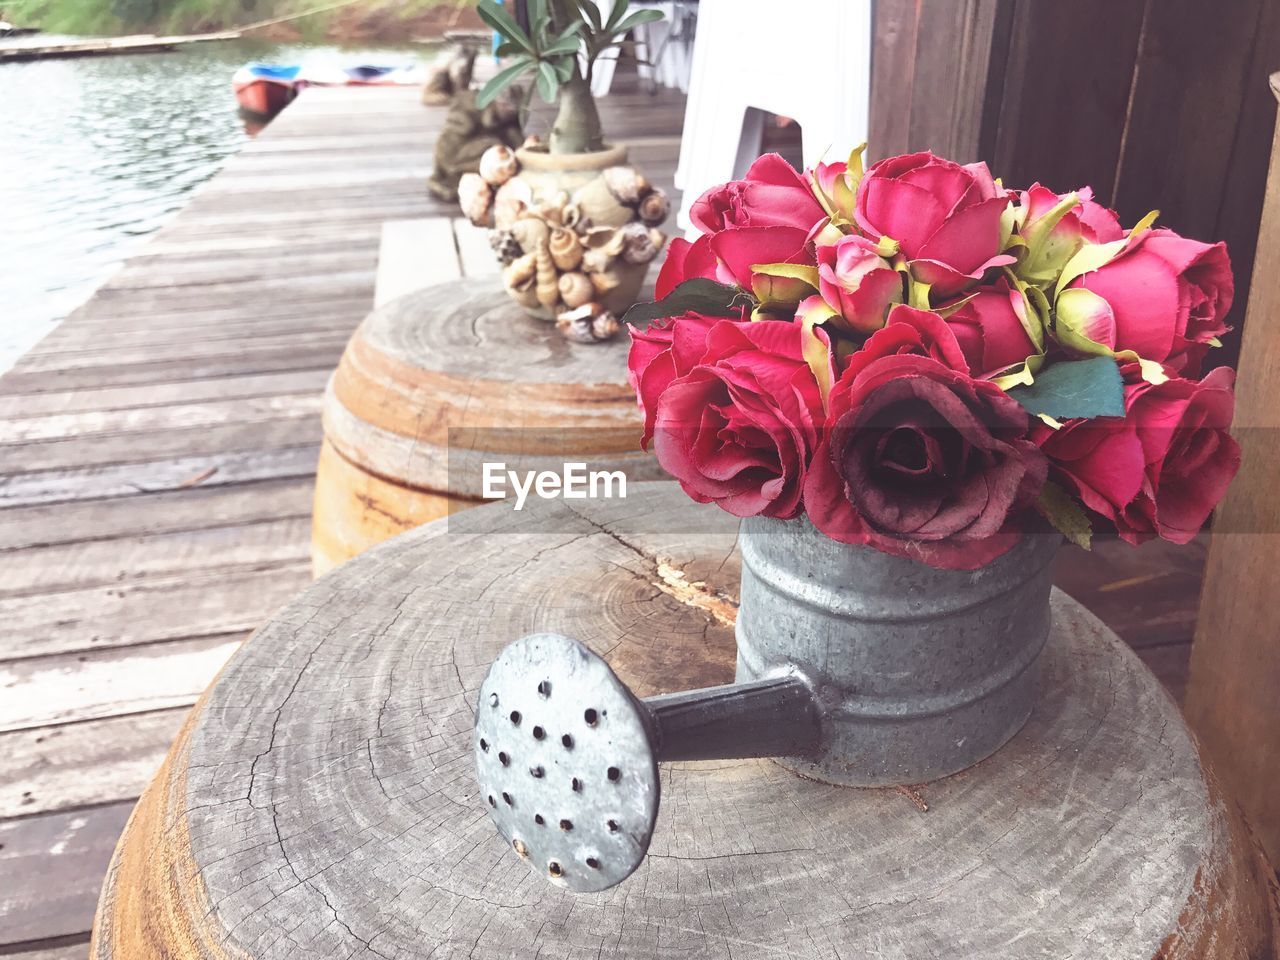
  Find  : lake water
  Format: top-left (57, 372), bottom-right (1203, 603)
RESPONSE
top-left (0, 37), bottom-right (426, 373)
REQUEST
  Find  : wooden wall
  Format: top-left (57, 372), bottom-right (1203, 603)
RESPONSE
top-left (869, 0), bottom-right (1280, 367)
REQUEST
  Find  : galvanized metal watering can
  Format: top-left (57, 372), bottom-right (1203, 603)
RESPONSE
top-left (474, 517), bottom-right (1060, 892)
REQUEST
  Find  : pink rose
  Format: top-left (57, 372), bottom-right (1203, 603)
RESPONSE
top-left (940, 279), bottom-right (1040, 379)
top-left (805, 306), bottom-right (1047, 568)
top-left (815, 235), bottom-right (903, 334)
top-left (655, 236), bottom-right (722, 298)
top-left (654, 226), bottom-right (812, 301)
top-left (709, 225), bottom-right (812, 290)
top-left (1058, 227), bottom-right (1234, 373)
top-left (854, 152), bottom-right (1015, 297)
top-left (647, 319), bottom-right (823, 518)
top-left (1033, 365), bottom-right (1239, 544)
top-left (627, 311), bottom-right (721, 445)
top-left (689, 153), bottom-right (828, 236)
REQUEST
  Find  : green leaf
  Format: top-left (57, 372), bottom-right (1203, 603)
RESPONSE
top-left (606, 0), bottom-right (628, 30)
top-left (553, 56), bottom-right (577, 82)
top-left (1037, 481), bottom-right (1092, 550)
top-left (535, 60), bottom-right (560, 102)
top-left (494, 39), bottom-right (525, 57)
top-left (476, 57), bottom-right (533, 108)
top-left (542, 36), bottom-right (582, 56)
top-left (1006, 356), bottom-right (1125, 420)
top-left (621, 279), bottom-right (752, 326)
top-left (528, 0), bottom-right (547, 34)
top-left (613, 8), bottom-right (664, 33)
top-left (575, 0), bottom-right (603, 32)
top-left (477, 0), bottom-right (535, 53)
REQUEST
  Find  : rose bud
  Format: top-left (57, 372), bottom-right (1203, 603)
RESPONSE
top-left (854, 151), bottom-right (1016, 298)
top-left (805, 306), bottom-right (1047, 569)
top-left (649, 319), bottom-right (823, 519)
top-left (815, 235), bottom-right (904, 334)
top-left (1032, 365), bottom-right (1239, 545)
top-left (690, 153), bottom-right (828, 236)
top-left (940, 278), bottom-right (1044, 380)
top-left (1055, 227), bottom-right (1233, 374)
top-left (1015, 183), bottom-right (1123, 287)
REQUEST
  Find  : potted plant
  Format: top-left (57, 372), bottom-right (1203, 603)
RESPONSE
top-left (459, 0), bottom-right (672, 342)
top-left (625, 147), bottom-right (1241, 783)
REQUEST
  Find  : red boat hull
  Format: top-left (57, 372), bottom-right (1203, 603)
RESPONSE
top-left (233, 78), bottom-right (296, 117)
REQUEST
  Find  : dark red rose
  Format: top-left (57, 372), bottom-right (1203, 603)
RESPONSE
top-left (689, 153), bottom-right (828, 235)
top-left (804, 307), bottom-right (1047, 568)
top-left (1033, 365), bottom-right (1239, 544)
top-left (648, 318), bottom-right (823, 518)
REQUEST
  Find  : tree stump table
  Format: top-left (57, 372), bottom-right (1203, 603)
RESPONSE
top-left (311, 278), bottom-right (662, 575)
top-left (92, 484), bottom-right (1280, 959)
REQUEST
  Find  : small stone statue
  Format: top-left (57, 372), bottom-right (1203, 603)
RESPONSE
top-left (425, 50), bottom-right (525, 203)
top-left (421, 45), bottom-right (476, 106)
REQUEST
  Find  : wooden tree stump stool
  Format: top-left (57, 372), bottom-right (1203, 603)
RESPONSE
top-left (93, 485), bottom-right (1280, 959)
top-left (311, 278), bottom-right (661, 575)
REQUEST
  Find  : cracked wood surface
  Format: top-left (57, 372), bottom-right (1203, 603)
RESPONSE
top-left (311, 280), bottom-right (666, 575)
top-left (91, 485), bottom-right (1280, 959)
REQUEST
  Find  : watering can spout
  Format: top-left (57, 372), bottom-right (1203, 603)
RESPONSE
top-left (473, 633), bottom-right (821, 892)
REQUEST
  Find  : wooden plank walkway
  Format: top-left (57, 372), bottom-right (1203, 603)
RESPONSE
top-left (0, 75), bottom-right (1208, 955)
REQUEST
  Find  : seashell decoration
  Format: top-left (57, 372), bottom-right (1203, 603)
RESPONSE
top-left (638, 190), bottom-right (670, 227)
top-left (548, 227), bottom-right (584, 272)
top-left (477, 144), bottom-right (519, 187)
top-left (457, 173), bottom-right (493, 228)
top-left (557, 303), bottom-right (620, 344)
top-left (463, 149), bottom-right (671, 342)
top-left (558, 271), bottom-right (594, 309)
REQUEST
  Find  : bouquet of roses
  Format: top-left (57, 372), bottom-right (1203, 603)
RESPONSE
top-left (625, 149), bottom-right (1241, 569)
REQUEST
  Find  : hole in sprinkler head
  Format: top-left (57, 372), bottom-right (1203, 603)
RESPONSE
top-left (534, 813), bottom-right (545, 826)
top-left (513, 838), bottom-right (528, 858)
top-left (584, 708), bottom-right (598, 726)
top-left (606, 819), bottom-right (619, 833)
top-left (537, 680), bottom-right (551, 698)
top-left (502, 792), bottom-right (513, 806)
top-left (586, 856), bottom-right (600, 870)
top-left (530, 765), bottom-right (544, 779)
top-left (487, 795), bottom-right (496, 807)
top-left (571, 777), bottom-right (582, 792)
top-left (561, 734), bottom-right (574, 749)
top-left (498, 752), bottom-right (510, 767)
top-left (559, 818), bottom-right (573, 831)
top-left (548, 861), bottom-right (563, 878)
top-left (479, 738), bottom-right (489, 752)
top-left (509, 710), bottom-right (522, 726)
top-left (532, 725), bottom-right (545, 740)
top-left (489, 692), bottom-right (499, 707)
top-left (607, 766), bottom-right (621, 782)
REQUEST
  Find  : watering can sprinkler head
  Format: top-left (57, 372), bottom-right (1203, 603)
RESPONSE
top-left (473, 633), bottom-right (821, 892)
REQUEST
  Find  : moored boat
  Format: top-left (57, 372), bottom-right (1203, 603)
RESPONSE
top-left (231, 63), bottom-right (301, 117)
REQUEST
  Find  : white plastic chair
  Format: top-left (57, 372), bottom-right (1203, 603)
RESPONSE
top-left (673, 0), bottom-right (872, 236)
top-left (589, 1), bottom-right (697, 97)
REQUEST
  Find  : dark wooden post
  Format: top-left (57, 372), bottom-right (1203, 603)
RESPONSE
top-left (1183, 73), bottom-right (1280, 870)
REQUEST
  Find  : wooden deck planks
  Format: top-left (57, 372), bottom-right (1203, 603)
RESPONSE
top-left (0, 80), bottom-right (693, 951)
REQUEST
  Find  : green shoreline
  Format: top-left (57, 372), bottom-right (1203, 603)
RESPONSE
top-left (9, 0), bottom-right (477, 42)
